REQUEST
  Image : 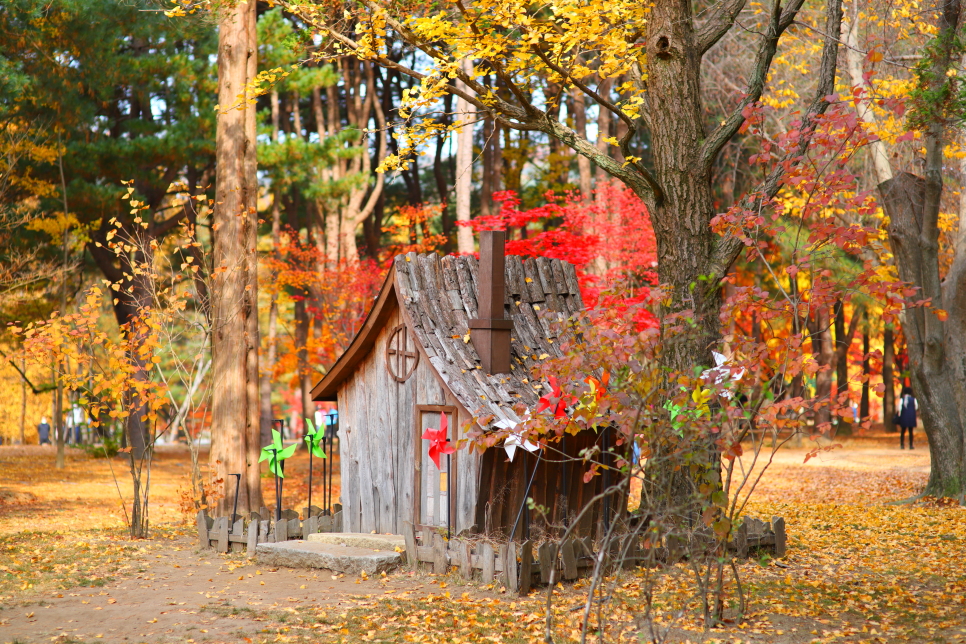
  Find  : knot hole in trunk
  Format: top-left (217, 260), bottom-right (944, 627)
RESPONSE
top-left (652, 35), bottom-right (673, 59)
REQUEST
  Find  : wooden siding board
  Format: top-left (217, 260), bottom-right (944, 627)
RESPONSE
top-left (353, 361), bottom-right (378, 533)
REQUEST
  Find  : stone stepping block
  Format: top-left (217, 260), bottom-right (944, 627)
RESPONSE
top-left (256, 540), bottom-right (401, 575)
top-left (306, 532), bottom-right (405, 553)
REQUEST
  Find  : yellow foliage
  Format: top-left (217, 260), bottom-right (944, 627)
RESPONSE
top-left (24, 211), bottom-right (80, 243)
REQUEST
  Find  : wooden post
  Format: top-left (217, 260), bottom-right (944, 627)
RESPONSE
top-left (403, 521), bottom-right (418, 570)
top-left (481, 542), bottom-right (496, 583)
top-left (518, 540), bottom-right (533, 596)
top-left (460, 540), bottom-right (473, 580)
top-left (433, 533), bottom-right (448, 574)
top-left (538, 542), bottom-right (553, 584)
top-left (246, 520), bottom-right (258, 557)
top-left (504, 543), bottom-right (519, 593)
top-left (197, 510), bottom-right (209, 548)
top-left (736, 521), bottom-right (749, 558)
top-left (216, 517), bottom-right (229, 553)
top-left (561, 539), bottom-right (578, 580)
top-left (580, 536), bottom-right (593, 558)
top-left (232, 519), bottom-right (245, 552)
top-left (772, 517), bottom-right (787, 558)
top-left (305, 515), bottom-right (318, 538)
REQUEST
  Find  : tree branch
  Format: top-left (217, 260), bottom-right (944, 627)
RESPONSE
top-left (695, 0), bottom-right (749, 55)
top-left (707, 0), bottom-right (844, 284)
top-left (0, 347), bottom-right (57, 395)
top-left (697, 0), bottom-right (807, 174)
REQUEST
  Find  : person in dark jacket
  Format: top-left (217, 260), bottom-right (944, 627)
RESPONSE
top-left (37, 417), bottom-right (51, 445)
top-left (896, 386), bottom-right (917, 450)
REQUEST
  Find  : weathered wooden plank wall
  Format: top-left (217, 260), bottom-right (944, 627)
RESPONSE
top-left (336, 301), bottom-right (481, 535)
top-left (475, 426), bottom-right (629, 540)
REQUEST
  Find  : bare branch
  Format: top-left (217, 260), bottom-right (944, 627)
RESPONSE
top-left (708, 0), bottom-right (844, 284)
top-left (697, 0), bottom-right (807, 175)
top-left (695, 0), bottom-right (749, 55)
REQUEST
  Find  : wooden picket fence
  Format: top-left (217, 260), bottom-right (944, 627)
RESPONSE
top-left (403, 515), bottom-right (786, 596)
top-left (197, 505), bottom-right (343, 557)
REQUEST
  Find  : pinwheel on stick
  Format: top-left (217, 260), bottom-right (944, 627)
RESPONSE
top-left (260, 423), bottom-right (296, 521)
top-left (303, 417), bottom-right (327, 518)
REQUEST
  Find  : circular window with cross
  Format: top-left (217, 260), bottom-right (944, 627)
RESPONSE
top-left (386, 324), bottom-right (419, 382)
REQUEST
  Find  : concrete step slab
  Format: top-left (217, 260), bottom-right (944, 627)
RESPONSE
top-left (255, 540), bottom-right (401, 575)
top-left (306, 532), bottom-right (405, 552)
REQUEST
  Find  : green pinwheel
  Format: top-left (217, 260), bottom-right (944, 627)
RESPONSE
top-left (304, 418), bottom-right (327, 517)
top-left (259, 428), bottom-right (296, 478)
top-left (304, 418), bottom-right (327, 459)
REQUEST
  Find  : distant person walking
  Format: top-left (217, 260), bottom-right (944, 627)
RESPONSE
top-left (37, 417), bottom-right (51, 445)
top-left (896, 387), bottom-right (917, 450)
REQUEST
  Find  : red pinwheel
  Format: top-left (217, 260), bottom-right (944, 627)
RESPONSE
top-left (422, 412), bottom-right (455, 469)
top-left (536, 376), bottom-right (574, 419)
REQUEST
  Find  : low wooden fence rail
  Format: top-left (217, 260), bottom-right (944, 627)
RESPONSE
top-left (403, 515), bottom-right (786, 596)
top-left (197, 505), bottom-right (343, 557)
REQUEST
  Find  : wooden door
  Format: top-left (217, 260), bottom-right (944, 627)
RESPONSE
top-left (415, 405), bottom-right (457, 530)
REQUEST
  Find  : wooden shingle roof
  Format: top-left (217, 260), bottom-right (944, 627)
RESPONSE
top-left (393, 251), bottom-right (584, 427)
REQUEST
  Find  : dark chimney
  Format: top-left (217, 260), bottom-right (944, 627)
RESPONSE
top-left (469, 231), bottom-right (513, 374)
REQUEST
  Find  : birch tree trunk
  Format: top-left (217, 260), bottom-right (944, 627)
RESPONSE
top-left (210, 0), bottom-right (263, 515)
top-left (455, 58), bottom-right (475, 254)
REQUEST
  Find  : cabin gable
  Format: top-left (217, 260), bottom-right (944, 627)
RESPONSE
top-left (335, 295), bottom-right (480, 535)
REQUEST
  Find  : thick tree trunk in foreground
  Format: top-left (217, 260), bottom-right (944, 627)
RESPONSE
top-left (876, 0), bottom-right (965, 497)
top-left (881, 173), bottom-right (966, 496)
top-left (210, 0), bottom-right (263, 515)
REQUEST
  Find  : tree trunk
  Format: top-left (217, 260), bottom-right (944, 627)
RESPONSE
top-left (881, 172), bottom-right (966, 497)
top-left (877, 0), bottom-right (965, 498)
top-left (210, 0), bottom-right (263, 515)
top-left (294, 297), bottom-right (314, 435)
top-left (810, 308), bottom-right (834, 428)
top-left (19, 353), bottom-right (26, 444)
top-left (259, 195), bottom-right (282, 448)
top-left (860, 325), bottom-right (870, 421)
top-left (572, 87), bottom-right (592, 199)
top-left (883, 324), bottom-right (896, 432)
top-left (833, 301), bottom-right (862, 435)
top-left (455, 58), bottom-right (475, 254)
top-left (54, 368), bottom-right (64, 466)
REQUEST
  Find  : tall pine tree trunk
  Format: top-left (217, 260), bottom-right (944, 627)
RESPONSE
top-left (210, 0), bottom-right (263, 515)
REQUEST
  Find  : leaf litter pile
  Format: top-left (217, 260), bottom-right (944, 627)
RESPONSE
top-left (1, 437), bottom-right (964, 643)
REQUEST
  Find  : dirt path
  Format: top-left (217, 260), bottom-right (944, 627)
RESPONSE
top-left (0, 533), bottom-right (443, 643)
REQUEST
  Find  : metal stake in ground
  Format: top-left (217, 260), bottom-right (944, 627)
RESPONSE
top-left (229, 473), bottom-right (241, 532)
top-left (271, 447), bottom-right (280, 522)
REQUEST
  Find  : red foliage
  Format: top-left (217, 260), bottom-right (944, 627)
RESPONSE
top-left (460, 181), bottom-right (659, 328)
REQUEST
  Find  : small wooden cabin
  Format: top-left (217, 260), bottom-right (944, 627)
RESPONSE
top-left (312, 232), bottom-right (619, 539)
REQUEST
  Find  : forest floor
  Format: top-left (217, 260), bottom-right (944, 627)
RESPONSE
top-left (0, 431), bottom-right (963, 644)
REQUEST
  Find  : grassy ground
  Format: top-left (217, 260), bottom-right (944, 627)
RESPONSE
top-left (0, 433), bottom-right (963, 643)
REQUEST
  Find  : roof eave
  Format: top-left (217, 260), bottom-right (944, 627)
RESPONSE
top-left (310, 266), bottom-right (398, 401)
